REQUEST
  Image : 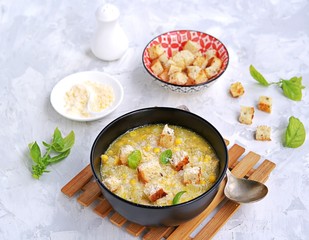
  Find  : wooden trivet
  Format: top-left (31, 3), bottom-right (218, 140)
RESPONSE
top-left (61, 142), bottom-right (276, 240)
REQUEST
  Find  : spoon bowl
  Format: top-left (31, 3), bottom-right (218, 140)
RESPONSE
top-left (224, 169), bottom-right (268, 204)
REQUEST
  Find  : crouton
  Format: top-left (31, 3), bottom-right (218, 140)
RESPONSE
top-left (147, 44), bottom-right (165, 60)
top-left (137, 160), bottom-right (163, 183)
top-left (194, 69), bottom-right (208, 84)
top-left (239, 106), bottom-right (255, 125)
top-left (256, 125), bottom-right (271, 141)
top-left (169, 72), bottom-right (188, 85)
top-left (158, 52), bottom-right (169, 66)
top-left (170, 150), bottom-right (189, 171)
top-left (183, 166), bottom-right (201, 185)
top-left (159, 124), bottom-right (175, 148)
top-left (103, 176), bottom-right (121, 192)
top-left (158, 68), bottom-right (169, 82)
top-left (230, 82), bottom-right (245, 98)
top-left (119, 145), bottom-right (134, 165)
top-left (258, 96), bottom-right (272, 113)
top-left (183, 40), bottom-right (201, 54)
top-left (187, 66), bottom-right (201, 80)
top-left (192, 55), bottom-right (208, 69)
top-left (168, 65), bottom-right (182, 75)
top-left (171, 52), bottom-right (186, 70)
top-left (204, 49), bottom-right (217, 61)
top-left (150, 59), bottom-right (164, 76)
top-left (205, 65), bottom-right (219, 79)
top-left (144, 183), bottom-right (167, 202)
top-left (180, 50), bottom-right (195, 66)
top-left (210, 56), bottom-right (222, 70)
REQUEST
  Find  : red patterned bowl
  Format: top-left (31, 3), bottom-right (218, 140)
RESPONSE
top-left (142, 30), bottom-right (229, 93)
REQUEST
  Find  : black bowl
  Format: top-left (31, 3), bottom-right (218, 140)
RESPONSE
top-left (90, 107), bottom-right (228, 226)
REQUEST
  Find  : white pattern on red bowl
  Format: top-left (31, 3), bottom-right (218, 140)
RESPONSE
top-left (142, 30), bottom-right (229, 93)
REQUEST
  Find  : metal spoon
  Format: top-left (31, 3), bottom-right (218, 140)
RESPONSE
top-left (224, 169), bottom-right (268, 204)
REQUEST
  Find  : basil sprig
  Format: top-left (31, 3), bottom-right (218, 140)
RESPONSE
top-left (249, 65), bottom-right (304, 101)
top-left (285, 116), bottom-right (306, 148)
top-left (28, 128), bottom-right (75, 179)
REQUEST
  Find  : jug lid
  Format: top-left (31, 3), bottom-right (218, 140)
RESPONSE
top-left (96, 3), bottom-right (120, 22)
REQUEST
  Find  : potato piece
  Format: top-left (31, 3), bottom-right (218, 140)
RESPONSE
top-left (183, 40), bottom-right (201, 54)
top-left (150, 59), bottom-right (164, 76)
top-left (147, 44), bottom-right (165, 60)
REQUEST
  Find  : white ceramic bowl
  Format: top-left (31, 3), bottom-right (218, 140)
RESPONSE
top-left (50, 71), bottom-right (124, 121)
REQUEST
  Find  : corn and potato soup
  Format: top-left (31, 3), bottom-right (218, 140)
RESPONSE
top-left (100, 124), bottom-right (220, 206)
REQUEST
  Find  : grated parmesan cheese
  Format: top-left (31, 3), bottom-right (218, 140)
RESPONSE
top-left (64, 80), bottom-right (115, 118)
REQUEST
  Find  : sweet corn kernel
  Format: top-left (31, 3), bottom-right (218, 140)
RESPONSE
top-left (129, 131), bottom-right (137, 137)
top-left (143, 144), bottom-right (152, 152)
top-left (175, 138), bottom-right (182, 145)
top-left (101, 154), bottom-right (109, 163)
top-left (130, 179), bottom-right (136, 185)
top-left (200, 179), bottom-right (206, 185)
top-left (107, 150), bottom-right (114, 155)
top-left (173, 147), bottom-right (180, 152)
top-left (203, 155), bottom-right (211, 162)
top-left (209, 175), bottom-right (216, 183)
top-left (153, 147), bottom-right (160, 153)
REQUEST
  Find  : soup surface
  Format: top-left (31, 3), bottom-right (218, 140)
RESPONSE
top-left (100, 124), bottom-right (220, 206)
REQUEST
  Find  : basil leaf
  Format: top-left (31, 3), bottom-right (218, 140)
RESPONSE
top-left (281, 77), bottom-right (304, 101)
top-left (47, 149), bottom-right (71, 163)
top-left (127, 150), bottom-right (142, 169)
top-left (249, 65), bottom-right (269, 86)
top-left (285, 116), bottom-right (306, 148)
top-left (172, 191), bottom-right (186, 205)
top-left (29, 142), bottom-right (41, 164)
top-left (61, 131), bottom-right (75, 152)
top-left (160, 149), bottom-right (172, 164)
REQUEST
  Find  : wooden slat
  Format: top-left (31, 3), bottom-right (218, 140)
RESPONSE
top-left (227, 144), bottom-right (245, 168)
top-left (110, 212), bottom-right (127, 227)
top-left (192, 159), bottom-right (276, 240)
top-left (126, 222), bottom-right (146, 236)
top-left (163, 227), bottom-right (176, 238)
top-left (61, 164), bottom-right (93, 197)
top-left (93, 198), bottom-right (113, 218)
top-left (143, 226), bottom-right (172, 240)
top-left (166, 144), bottom-right (245, 240)
top-left (231, 151), bottom-right (260, 178)
top-left (77, 181), bottom-right (102, 206)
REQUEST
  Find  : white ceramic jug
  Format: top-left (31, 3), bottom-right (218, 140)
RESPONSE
top-left (91, 4), bottom-right (129, 61)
